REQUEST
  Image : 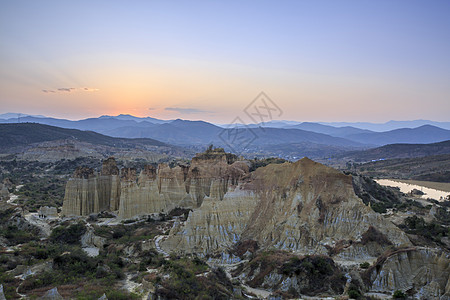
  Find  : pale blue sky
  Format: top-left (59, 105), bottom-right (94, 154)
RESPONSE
top-left (1, 1), bottom-right (449, 122)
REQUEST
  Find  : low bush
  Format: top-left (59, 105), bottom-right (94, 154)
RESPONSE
top-left (348, 285), bottom-right (362, 299)
top-left (393, 289), bottom-right (406, 299)
top-left (359, 262), bottom-right (370, 269)
top-left (401, 215), bottom-right (448, 243)
top-left (50, 222), bottom-right (86, 244)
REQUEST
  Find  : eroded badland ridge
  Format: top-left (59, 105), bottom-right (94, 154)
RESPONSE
top-left (51, 148), bottom-right (450, 299)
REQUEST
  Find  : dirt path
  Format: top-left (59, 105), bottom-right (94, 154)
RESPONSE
top-left (154, 235), bottom-right (169, 257)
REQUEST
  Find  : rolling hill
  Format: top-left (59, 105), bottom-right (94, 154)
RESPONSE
top-left (285, 122), bottom-right (372, 138)
top-left (345, 125), bottom-right (450, 146)
top-left (0, 123), bottom-right (167, 151)
top-left (340, 140), bottom-right (450, 162)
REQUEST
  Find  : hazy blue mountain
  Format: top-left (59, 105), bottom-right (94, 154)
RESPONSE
top-left (340, 140), bottom-right (450, 161)
top-left (99, 114), bottom-right (171, 124)
top-left (345, 125), bottom-right (450, 146)
top-left (320, 120), bottom-right (450, 131)
top-left (0, 112), bottom-right (47, 119)
top-left (104, 119), bottom-right (364, 149)
top-left (0, 123), bottom-right (167, 151)
top-left (104, 119), bottom-right (222, 144)
top-left (0, 116), bottom-right (155, 132)
top-left (285, 122), bottom-right (372, 137)
top-left (216, 120), bottom-right (302, 128)
top-left (2, 113), bottom-right (449, 151)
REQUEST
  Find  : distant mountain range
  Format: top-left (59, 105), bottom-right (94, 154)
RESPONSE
top-left (1, 121), bottom-right (450, 166)
top-left (1, 114), bottom-right (450, 157)
top-left (221, 119), bottom-right (450, 131)
top-left (0, 123), bottom-right (165, 151)
top-left (318, 119), bottom-right (450, 131)
top-left (0, 123), bottom-right (194, 162)
top-left (340, 140), bottom-right (450, 162)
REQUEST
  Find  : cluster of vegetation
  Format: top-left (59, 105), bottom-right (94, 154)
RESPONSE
top-left (359, 262), bottom-right (370, 269)
top-left (392, 289), bottom-right (407, 299)
top-left (0, 220), bottom-right (142, 299)
top-left (350, 174), bottom-right (402, 214)
top-left (50, 222), bottom-right (87, 244)
top-left (433, 204), bottom-right (450, 225)
top-left (154, 256), bottom-right (235, 299)
top-left (347, 284), bottom-right (362, 299)
top-left (239, 251), bottom-right (346, 297)
top-left (280, 255), bottom-right (334, 276)
top-left (393, 198), bottom-right (427, 213)
top-left (0, 157), bottom-right (102, 211)
top-left (93, 217), bottom-right (161, 245)
top-left (361, 226), bottom-right (392, 246)
top-left (400, 215), bottom-right (449, 244)
top-left (248, 157), bottom-right (288, 172)
top-left (350, 174), bottom-right (438, 216)
top-left (196, 144), bottom-right (238, 164)
top-left (14, 177), bottom-right (66, 211)
top-left (0, 208), bottom-right (39, 245)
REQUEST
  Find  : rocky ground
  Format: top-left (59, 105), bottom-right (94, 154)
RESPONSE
top-left (1, 153), bottom-right (449, 299)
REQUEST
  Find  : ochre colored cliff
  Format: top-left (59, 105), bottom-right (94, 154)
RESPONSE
top-left (63, 150), bottom-right (249, 219)
top-left (118, 150), bottom-right (249, 219)
top-left (162, 158), bottom-right (411, 258)
top-left (62, 154), bottom-right (410, 262)
top-left (62, 158), bottom-right (121, 216)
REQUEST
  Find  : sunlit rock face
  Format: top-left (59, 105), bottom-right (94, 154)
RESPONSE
top-left (62, 158), bottom-right (120, 216)
top-left (162, 158), bottom-right (411, 258)
top-left (62, 153), bottom-right (410, 262)
top-left (62, 150), bottom-right (249, 219)
top-left (118, 150), bottom-right (249, 219)
top-left (367, 247), bottom-right (450, 299)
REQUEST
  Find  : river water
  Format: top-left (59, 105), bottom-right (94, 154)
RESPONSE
top-left (376, 179), bottom-right (450, 201)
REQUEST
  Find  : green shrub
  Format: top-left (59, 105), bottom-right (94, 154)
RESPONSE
top-left (348, 290), bottom-right (361, 299)
top-left (371, 202), bottom-right (387, 214)
top-left (401, 215), bottom-right (448, 243)
top-left (348, 284), bottom-right (362, 299)
top-left (393, 290), bottom-right (406, 299)
top-left (359, 262), bottom-right (370, 269)
top-left (348, 288), bottom-right (361, 299)
top-left (50, 223), bottom-right (86, 244)
top-left (106, 290), bottom-right (140, 300)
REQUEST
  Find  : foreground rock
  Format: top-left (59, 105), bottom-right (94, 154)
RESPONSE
top-left (366, 247), bottom-right (450, 299)
top-left (163, 158), bottom-right (411, 260)
top-left (59, 150), bottom-right (450, 298)
top-left (40, 287), bottom-right (64, 300)
top-left (233, 250), bottom-right (346, 298)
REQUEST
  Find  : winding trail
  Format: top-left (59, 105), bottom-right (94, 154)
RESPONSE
top-left (154, 235), bottom-right (169, 257)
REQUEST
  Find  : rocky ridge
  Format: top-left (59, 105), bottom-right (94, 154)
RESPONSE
top-left (366, 247), bottom-right (450, 299)
top-left (60, 150), bottom-right (450, 299)
top-left (62, 158), bottom-right (120, 216)
top-left (162, 158), bottom-right (410, 260)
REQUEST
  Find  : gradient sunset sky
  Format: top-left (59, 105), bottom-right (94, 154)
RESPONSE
top-left (1, 1), bottom-right (449, 123)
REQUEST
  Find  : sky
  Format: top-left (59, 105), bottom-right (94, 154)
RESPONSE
top-left (1, 0), bottom-right (449, 123)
